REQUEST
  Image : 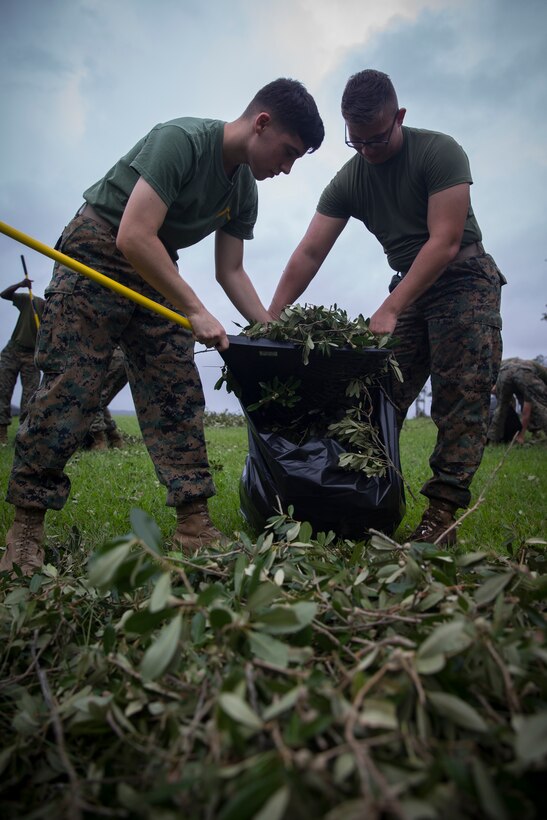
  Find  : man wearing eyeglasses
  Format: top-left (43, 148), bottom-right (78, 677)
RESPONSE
top-left (269, 69), bottom-right (505, 546)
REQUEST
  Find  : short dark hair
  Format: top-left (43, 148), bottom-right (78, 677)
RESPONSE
top-left (341, 69), bottom-right (398, 124)
top-left (245, 78), bottom-right (324, 153)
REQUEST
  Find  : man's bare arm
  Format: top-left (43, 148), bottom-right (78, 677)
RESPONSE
top-left (0, 279), bottom-right (32, 300)
top-left (369, 183), bottom-right (471, 335)
top-left (117, 177), bottom-right (227, 348)
top-left (269, 212), bottom-right (348, 319)
top-left (214, 231), bottom-right (271, 327)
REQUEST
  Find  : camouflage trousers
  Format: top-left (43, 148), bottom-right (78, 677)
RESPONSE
top-left (0, 340), bottom-right (41, 426)
top-left (390, 253), bottom-right (504, 510)
top-left (6, 215), bottom-right (215, 511)
top-left (88, 346), bottom-right (128, 434)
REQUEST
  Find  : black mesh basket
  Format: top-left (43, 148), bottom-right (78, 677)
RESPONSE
top-left (221, 335), bottom-right (392, 427)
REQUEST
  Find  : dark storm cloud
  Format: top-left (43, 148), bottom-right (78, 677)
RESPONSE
top-left (334, 0), bottom-right (547, 119)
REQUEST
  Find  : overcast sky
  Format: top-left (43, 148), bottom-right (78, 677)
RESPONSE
top-left (1, 0), bottom-right (546, 415)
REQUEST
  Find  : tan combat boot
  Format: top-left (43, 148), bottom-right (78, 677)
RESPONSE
top-left (1, 507), bottom-right (46, 576)
top-left (89, 431), bottom-right (109, 451)
top-left (108, 429), bottom-right (125, 449)
top-left (173, 500), bottom-right (230, 555)
top-left (408, 500), bottom-right (458, 547)
top-left (0, 425), bottom-right (8, 445)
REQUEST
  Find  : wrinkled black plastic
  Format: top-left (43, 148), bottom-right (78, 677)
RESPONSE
top-left (221, 335), bottom-right (406, 538)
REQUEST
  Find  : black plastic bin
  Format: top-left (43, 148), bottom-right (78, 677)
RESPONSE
top-left (221, 335), bottom-right (406, 539)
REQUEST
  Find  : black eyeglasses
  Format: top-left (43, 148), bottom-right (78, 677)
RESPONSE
top-left (345, 110), bottom-right (399, 149)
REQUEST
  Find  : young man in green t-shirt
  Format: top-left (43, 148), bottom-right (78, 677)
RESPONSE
top-left (2, 78), bottom-right (324, 576)
top-left (269, 69), bottom-right (505, 546)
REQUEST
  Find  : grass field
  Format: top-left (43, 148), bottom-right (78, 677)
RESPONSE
top-left (1, 414), bottom-right (545, 556)
top-left (0, 414), bottom-right (545, 818)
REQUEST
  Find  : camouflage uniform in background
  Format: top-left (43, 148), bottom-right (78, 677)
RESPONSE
top-left (88, 345), bottom-right (128, 437)
top-left (0, 293), bottom-right (44, 426)
top-left (488, 358), bottom-right (547, 442)
top-left (7, 217), bottom-right (214, 511)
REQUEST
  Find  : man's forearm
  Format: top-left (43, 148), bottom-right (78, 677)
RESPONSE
top-left (269, 250), bottom-right (320, 319)
top-left (218, 267), bottom-right (271, 325)
top-left (117, 232), bottom-right (204, 317)
top-left (387, 237), bottom-right (460, 313)
top-left (0, 281), bottom-right (27, 300)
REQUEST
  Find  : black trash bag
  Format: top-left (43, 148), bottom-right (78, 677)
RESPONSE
top-left (239, 389), bottom-right (405, 539)
top-left (221, 335), bottom-right (406, 539)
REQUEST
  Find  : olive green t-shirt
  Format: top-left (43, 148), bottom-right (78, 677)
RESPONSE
top-left (83, 118), bottom-right (258, 261)
top-left (317, 126), bottom-right (482, 273)
top-left (10, 293), bottom-right (45, 349)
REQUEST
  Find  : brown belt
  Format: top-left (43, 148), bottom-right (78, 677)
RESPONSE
top-left (78, 202), bottom-right (116, 232)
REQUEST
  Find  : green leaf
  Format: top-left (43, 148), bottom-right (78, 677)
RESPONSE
top-left (415, 654), bottom-right (445, 675)
top-left (248, 581), bottom-right (282, 611)
top-left (333, 753), bottom-right (356, 785)
top-left (218, 693), bottom-right (263, 731)
top-left (456, 551), bottom-right (487, 567)
top-left (197, 582), bottom-right (226, 606)
top-left (255, 607), bottom-right (300, 634)
top-left (417, 620), bottom-right (474, 660)
top-left (124, 608), bottom-right (172, 635)
top-left (210, 607), bottom-right (233, 629)
top-left (296, 521), bottom-right (313, 544)
top-left (369, 534), bottom-right (396, 551)
top-left (88, 542), bottom-right (132, 589)
top-left (285, 523), bottom-right (301, 542)
top-left (256, 602), bottom-right (317, 635)
top-left (360, 698), bottom-right (398, 729)
top-left (249, 631), bottom-right (289, 668)
top-left (252, 785), bottom-right (290, 820)
top-left (140, 613), bottom-right (182, 681)
top-left (102, 623), bottom-right (116, 654)
top-left (234, 553), bottom-right (247, 596)
top-left (470, 756), bottom-right (509, 820)
top-left (130, 507), bottom-right (162, 553)
top-left (292, 601), bottom-right (317, 627)
top-left (398, 799), bottom-right (437, 820)
top-left (149, 572), bottom-right (172, 613)
top-left (0, 745), bottom-right (15, 777)
top-left (474, 571), bottom-right (514, 606)
top-left (417, 590), bottom-right (446, 611)
top-left (262, 687), bottom-right (304, 721)
top-left (513, 711), bottom-right (547, 763)
top-left (427, 691), bottom-right (488, 733)
top-left (191, 611), bottom-right (206, 644)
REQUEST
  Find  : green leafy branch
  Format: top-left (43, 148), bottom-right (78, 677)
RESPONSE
top-left (2, 507), bottom-right (545, 818)
top-left (217, 305), bottom-right (403, 478)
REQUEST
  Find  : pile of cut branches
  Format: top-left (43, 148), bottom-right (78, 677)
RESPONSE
top-left (1, 508), bottom-right (545, 818)
top-left (217, 304), bottom-right (402, 477)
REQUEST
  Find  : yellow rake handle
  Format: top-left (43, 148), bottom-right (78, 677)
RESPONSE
top-left (0, 220), bottom-right (192, 331)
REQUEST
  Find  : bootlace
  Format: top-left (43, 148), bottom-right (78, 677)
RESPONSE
top-left (411, 507), bottom-right (456, 544)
